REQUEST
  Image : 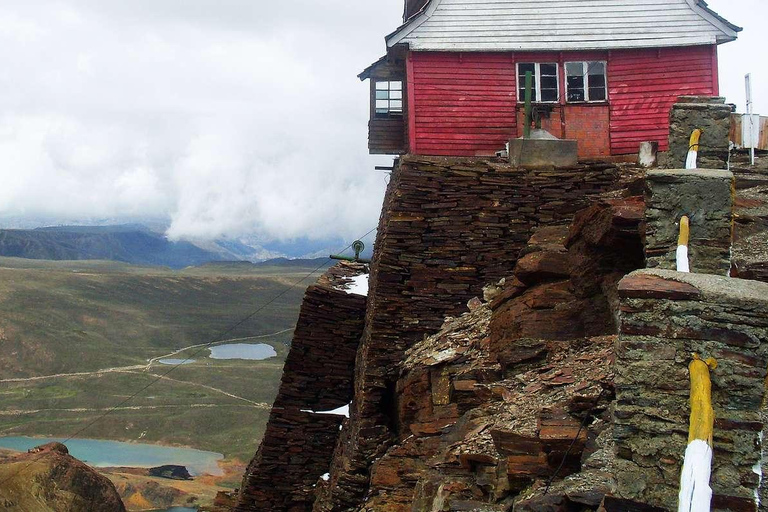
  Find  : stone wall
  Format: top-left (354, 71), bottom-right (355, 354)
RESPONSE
top-left (235, 262), bottom-right (368, 511)
top-left (644, 169), bottom-right (735, 276)
top-left (667, 96), bottom-right (732, 170)
top-left (315, 155), bottom-right (627, 511)
top-left (614, 269), bottom-right (768, 510)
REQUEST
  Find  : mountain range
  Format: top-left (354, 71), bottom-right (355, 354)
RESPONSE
top-left (0, 225), bottom-right (359, 269)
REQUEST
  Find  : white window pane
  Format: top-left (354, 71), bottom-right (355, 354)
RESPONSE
top-left (376, 100), bottom-right (389, 109)
top-left (375, 81), bottom-right (388, 90)
top-left (588, 62), bottom-right (605, 75)
top-left (390, 81), bottom-right (402, 90)
top-left (390, 90), bottom-right (402, 99)
top-left (390, 100), bottom-right (402, 109)
top-left (566, 62), bottom-right (583, 77)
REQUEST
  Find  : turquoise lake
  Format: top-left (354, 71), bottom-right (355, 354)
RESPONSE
top-left (158, 358), bottom-right (196, 365)
top-left (0, 437), bottom-right (223, 476)
top-left (208, 343), bottom-right (276, 360)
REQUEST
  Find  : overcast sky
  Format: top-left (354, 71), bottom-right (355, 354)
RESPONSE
top-left (0, 0), bottom-right (764, 244)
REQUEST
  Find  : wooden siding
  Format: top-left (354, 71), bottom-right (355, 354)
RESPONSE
top-left (608, 45), bottom-right (717, 155)
top-left (389, 0), bottom-right (739, 52)
top-left (730, 114), bottom-right (768, 150)
top-left (410, 52), bottom-right (516, 156)
top-left (366, 54), bottom-right (408, 155)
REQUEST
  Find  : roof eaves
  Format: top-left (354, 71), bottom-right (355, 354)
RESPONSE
top-left (385, 0), bottom-right (441, 48)
top-left (358, 55), bottom-right (388, 81)
top-left (694, 0), bottom-right (742, 34)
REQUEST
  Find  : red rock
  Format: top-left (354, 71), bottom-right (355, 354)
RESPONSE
top-left (514, 251), bottom-right (571, 285)
top-left (617, 273), bottom-right (701, 300)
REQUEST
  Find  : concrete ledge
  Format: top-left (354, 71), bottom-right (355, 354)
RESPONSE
top-left (508, 138), bottom-right (578, 168)
top-left (619, 269), bottom-right (768, 305)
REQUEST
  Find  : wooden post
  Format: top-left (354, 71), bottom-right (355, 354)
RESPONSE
top-left (524, 71), bottom-right (533, 138)
top-left (678, 354), bottom-right (717, 512)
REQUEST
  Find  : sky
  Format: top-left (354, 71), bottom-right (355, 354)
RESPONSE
top-left (0, 0), bottom-right (765, 246)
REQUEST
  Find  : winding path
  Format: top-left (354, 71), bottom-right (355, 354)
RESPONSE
top-left (0, 327), bottom-right (293, 407)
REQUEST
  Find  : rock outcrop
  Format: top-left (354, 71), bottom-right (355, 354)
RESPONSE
top-left (0, 442), bottom-right (127, 512)
top-left (235, 262), bottom-right (368, 511)
top-left (350, 194), bottom-right (646, 511)
top-left (232, 153), bottom-right (768, 511)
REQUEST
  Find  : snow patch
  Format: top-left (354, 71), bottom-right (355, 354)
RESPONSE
top-left (678, 439), bottom-right (713, 512)
top-left (344, 274), bottom-right (368, 296)
top-left (321, 473), bottom-right (330, 481)
top-left (301, 403), bottom-right (350, 418)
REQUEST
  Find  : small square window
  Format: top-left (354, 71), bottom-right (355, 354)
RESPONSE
top-left (374, 81), bottom-right (404, 117)
top-left (565, 61), bottom-right (608, 103)
top-left (517, 63), bottom-right (559, 103)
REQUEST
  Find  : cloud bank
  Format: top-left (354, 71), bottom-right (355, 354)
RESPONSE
top-left (0, 0), bottom-right (400, 242)
top-left (0, 0), bottom-right (761, 245)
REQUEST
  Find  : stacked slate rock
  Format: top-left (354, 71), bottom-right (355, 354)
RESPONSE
top-left (234, 262), bottom-right (368, 512)
top-left (316, 155), bottom-right (629, 511)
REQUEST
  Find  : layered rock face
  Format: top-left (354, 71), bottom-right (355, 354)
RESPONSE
top-left (235, 262), bottom-right (368, 511)
top-left (232, 153), bottom-right (768, 511)
top-left (314, 156), bottom-right (627, 511)
top-left (644, 169), bottom-right (734, 276)
top-left (0, 442), bottom-right (127, 512)
top-left (667, 96), bottom-right (733, 170)
top-left (348, 195), bottom-right (647, 511)
top-left (615, 270), bottom-right (768, 510)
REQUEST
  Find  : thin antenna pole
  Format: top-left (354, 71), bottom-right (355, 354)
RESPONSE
top-left (746, 73), bottom-right (755, 166)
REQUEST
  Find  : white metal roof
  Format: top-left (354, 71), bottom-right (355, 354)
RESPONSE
top-left (387, 0), bottom-right (740, 52)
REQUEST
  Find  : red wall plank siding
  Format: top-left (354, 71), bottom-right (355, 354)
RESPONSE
top-left (407, 46), bottom-right (719, 157)
top-left (608, 45), bottom-right (718, 155)
top-left (411, 52), bottom-right (516, 156)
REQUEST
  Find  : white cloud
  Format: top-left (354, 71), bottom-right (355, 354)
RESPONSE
top-left (0, 0), bottom-right (762, 245)
top-left (0, 0), bottom-right (399, 242)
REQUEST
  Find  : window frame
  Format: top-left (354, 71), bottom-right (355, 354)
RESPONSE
top-left (564, 61), bottom-right (608, 104)
top-left (516, 62), bottom-right (560, 104)
top-left (373, 80), bottom-right (404, 118)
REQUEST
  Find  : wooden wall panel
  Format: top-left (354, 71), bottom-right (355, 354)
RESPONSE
top-left (411, 52), bottom-right (516, 156)
top-left (608, 45), bottom-right (717, 155)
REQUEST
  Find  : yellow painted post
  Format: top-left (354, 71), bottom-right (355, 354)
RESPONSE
top-left (678, 353), bottom-right (717, 512)
top-left (677, 216), bottom-right (691, 273)
top-left (688, 354), bottom-right (717, 445)
top-left (685, 129), bottom-right (703, 169)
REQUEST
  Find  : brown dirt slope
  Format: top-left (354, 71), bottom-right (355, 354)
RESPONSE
top-left (0, 442), bottom-right (126, 512)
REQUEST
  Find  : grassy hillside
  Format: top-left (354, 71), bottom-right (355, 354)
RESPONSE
top-left (0, 257), bottom-right (323, 461)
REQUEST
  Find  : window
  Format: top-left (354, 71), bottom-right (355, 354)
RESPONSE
top-left (517, 63), bottom-right (559, 103)
top-left (375, 81), bottom-right (403, 116)
top-left (565, 61), bottom-right (607, 103)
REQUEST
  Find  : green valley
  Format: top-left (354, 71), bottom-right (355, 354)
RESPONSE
top-left (0, 257), bottom-right (322, 462)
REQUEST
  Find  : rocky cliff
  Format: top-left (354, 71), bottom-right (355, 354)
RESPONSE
top-left (232, 153), bottom-right (768, 511)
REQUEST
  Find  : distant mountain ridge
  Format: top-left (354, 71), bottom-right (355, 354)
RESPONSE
top-left (0, 225), bottom-right (352, 269)
top-left (0, 226), bottom-right (224, 269)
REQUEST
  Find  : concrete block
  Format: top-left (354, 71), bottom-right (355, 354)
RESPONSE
top-left (508, 138), bottom-right (578, 168)
top-left (644, 168), bottom-right (734, 276)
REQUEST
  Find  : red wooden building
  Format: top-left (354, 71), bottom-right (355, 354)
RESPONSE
top-left (361, 0), bottom-right (740, 158)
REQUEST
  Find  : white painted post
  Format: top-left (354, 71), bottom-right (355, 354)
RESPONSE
top-left (746, 74), bottom-right (755, 167)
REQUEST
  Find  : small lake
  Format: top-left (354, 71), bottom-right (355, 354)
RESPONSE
top-left (208, 343), bottom-right (276, 360)
top-left (0, 437), bottom-right (223, 476)
top-left (158, 358), bottom-right (196, 365)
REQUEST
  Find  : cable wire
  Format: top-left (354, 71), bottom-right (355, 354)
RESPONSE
top-left (0, 225), bottom-right (378, 486)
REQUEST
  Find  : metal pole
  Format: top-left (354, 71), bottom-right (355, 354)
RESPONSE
top-left (746, 73), bottom-right (755, 166)
top-left (524, 71), bottom-right (533, 138)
